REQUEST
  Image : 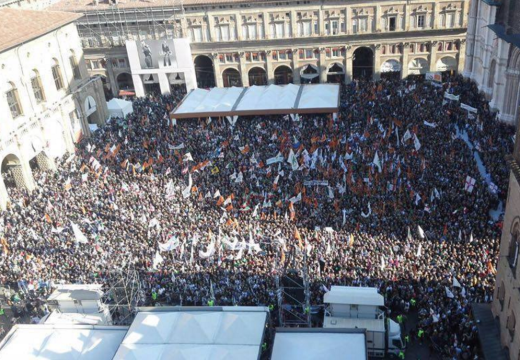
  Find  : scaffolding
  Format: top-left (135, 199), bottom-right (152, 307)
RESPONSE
top-left (102, 267), bottom-right (142, 325)
top-left (73, 0), bottom-right (185, 49)
top-left (275, 242), bottom-right (311, 328)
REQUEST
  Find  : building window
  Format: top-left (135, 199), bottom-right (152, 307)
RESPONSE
top-left (389, 16), bottom-right (396, 31)
top-left (30, 70), bottom-right (45, 103)
top-left (446, 42), bottom-right (453, 51)
top-left (437, 42), bottom-right (443, 51)
top-left (118, 59), bottom-right (127, 68)
top-left (332, 48), bottom-right (340, 57)
top-left (6, 82), bottom-right (22, 119)
top-left (305, 49), bottom-right (312, 59)
top-left (279, 51), bottom-right (287, 60)
top-left (225, 54), bottom-right (233, 62)
top-left (52, 59), bottom-right (64, 91)
top-left (332, 20), bottom-right (338, 35)
top-left (69, 51), bottom-right (81, 80)
top-left (409, 44), bottom-right (414, 53)
top-left (381, 45), bottom-right (386, 55)
top-left (252, 53), bottom-right (259, 61)
top-left (272, 51), bottom-right (278, 60)
top-left (417, 15), bottom-right (425, 28)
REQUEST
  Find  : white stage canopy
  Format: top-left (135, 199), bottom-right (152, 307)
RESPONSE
top-left (271, 329), bottom-right (367, 360)
top-left (113, 306), bottom-right (268, 360)
top-left (171, 84), bottom-right (340, 119)
top-left (107, 98), bottom-right (134, 118)
top-left (0, 325), bottom-right (128, 360)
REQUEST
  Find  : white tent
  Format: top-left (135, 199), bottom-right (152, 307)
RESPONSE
top-left (108, 98), bottom-right (134, 118)
top-left (171, 84), bottom-right (339, 119)
top-left (0, 325), bottom-right (128, 360)
top-left (272, 329), bottom-right (367, 360)
top-left (113, 306), bottom-right (268, 360)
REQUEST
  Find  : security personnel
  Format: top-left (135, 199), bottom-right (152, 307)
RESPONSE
top-left (417, 328), bottom-right (425, 345)
top-left (398, 350), bottom-right (405, 359)
top-left (405, 334), bottom-right (410, 344)
top-left (0, 307), bottom-right (4, 316)
top-left (410, 298), bottom-right (416, 307)
top-left (208, 299), bottom-right (215, 306)
top-left (397, 314), bottom-right (404, 324)
top-left (151, 290), bottom-right (157, 301)
top-left (268, 304), bottom-right (274, 311)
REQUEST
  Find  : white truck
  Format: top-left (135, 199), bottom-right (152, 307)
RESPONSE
top-left (322, 286), bottom-right (405, 359)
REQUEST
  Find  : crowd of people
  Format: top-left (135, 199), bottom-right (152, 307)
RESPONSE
top-left (0, 75), bottom-right (514, 359)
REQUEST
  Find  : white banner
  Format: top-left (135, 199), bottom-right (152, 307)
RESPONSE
top-left (266, 156), bottom-right (284, 165)
top-left (304, 180), bottom-right (329, 186)
top-left (461, 103), bottom-right (478, 113)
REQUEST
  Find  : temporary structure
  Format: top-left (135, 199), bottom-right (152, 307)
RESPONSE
top-left (107, 98), bottom-right (134, 118)
top-left (113, 306), bottom-right (268, 360)
top-left (171, 84), bottom-right (340, 119)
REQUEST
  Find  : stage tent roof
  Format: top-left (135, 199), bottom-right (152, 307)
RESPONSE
top-left (0, 324), bottom-right (128, 360)
top-left (171, 84), bottom-right (340, 119)
top-left (113, 306), bottom-right (268, 360)
top-left (271, 328), bottom-right (367, 360)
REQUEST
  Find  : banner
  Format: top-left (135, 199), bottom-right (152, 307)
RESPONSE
top-left (266, 156), bottom-right (284, 165)
top-left (426, 72), bottom-right (442, 82)
top-left (444, 93), bottom-right (460, 101)
top-left (304, 180), bottom-right (329, 186)
top-left (461, 103), bottom-right (478, 114)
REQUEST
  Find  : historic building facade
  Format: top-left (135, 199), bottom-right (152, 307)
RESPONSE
top-left (0, 8), bottom-right (109, 209)
top-left (50, 0), bottom-right (468, 96)
top-left (464, 0), bottom-right (520, 125)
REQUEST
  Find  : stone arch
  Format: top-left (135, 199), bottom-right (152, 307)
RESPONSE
top-left (436, 56), bottom-right (457, 72)
top-left (194, 55), bottom-right (215, 88)
top-left (274, 65), bottom-right (293, 85)
top-left (504, 48), bottom-right (520, 124)
top-left (116, 72), bottom-right (134, 92)
top-left (221, 67), bottom-right (242, 87)
top-left (327, 63), bottom-right (345, 83)
top-left (508, 218), bottom-right (520, 269)
top-left (248, 67), bottom-right (267, 86)
top-left (380, 59), bottom-right (402, 79)
top-left (44, 118), bottom-right (68, 157)
top-left (408, 57), bottom-right (429, 75)
top-left (0, 153), bottom-right (32, 190)
top-left (300, 64), bottom-right (319, 84)
top-left (353, 47), bottom-right (374, 80)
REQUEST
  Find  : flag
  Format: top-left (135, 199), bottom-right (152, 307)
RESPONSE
top-left (416, 244), bottom-right (422, 257)
top-left (402, 129), bottom-right (412, 142)
top-left (445, 287), bottom-right (454, 299)
top-left (294, 228), bottom-right (303, 249)
top-left (348, 234), bottom-right (354, 247)
top-left (159, 237), bottom-right (180, 252)
top-left (183, 152), bottom-right (194, 162)
top-left (64, 177), bottom-right (72, 191)
top-left (464, 176), bottom-right (476, 193)
top-left (453, 277), bottom-right (461, 288)
top-left (414, 135), bottom-right (421, 151)
top-left (373, 152), bottom-right (381, 173)
top-left (45, 214), bottom-right (52, 224)
top-left (182, 174), bottom-right (192, 199)
top-left (71, 222), bottom-right (88, 244)
top-left (153, 251), bottom-right (164, 269)
top-left (417, 225), bottom-right (425, 239)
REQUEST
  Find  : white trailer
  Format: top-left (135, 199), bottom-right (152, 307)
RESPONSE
top-left (323, 286), bottom-right (405, 358)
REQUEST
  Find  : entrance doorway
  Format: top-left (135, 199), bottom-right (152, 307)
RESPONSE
top-left (222, 68), bottom-right (242, 87)
top-left (352, 47), bottom-right (374, 80)
top-left (248, 67), bottom-right (267, 86)
top-left (274, 66), bottom-right (293, 85)
top-left (327, 63), bottom-right (345, 83)
top-left (194, 55), bottom-right (215, 88)
top-left (301, 64), bottom-right (319, 84)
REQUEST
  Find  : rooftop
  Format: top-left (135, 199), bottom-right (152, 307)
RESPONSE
top-left (0, 8), bottom-right (82, 53)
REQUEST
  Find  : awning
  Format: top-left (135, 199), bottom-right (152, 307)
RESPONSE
top-left (119, 90), bottom-right (135, 96)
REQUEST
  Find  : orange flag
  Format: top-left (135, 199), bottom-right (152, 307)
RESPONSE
top-left (44, 214), bottom-right (52, 223)
top-left (216, 196), bottom-right (224, 206)
top-left (294, 228), bottom-right (303, 249)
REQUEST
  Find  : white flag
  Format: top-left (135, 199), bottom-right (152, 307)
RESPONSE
top-left (464, 176), bottom-right (476, 193)
top-left (402, 129), bottom-right (412, 142)
top-left (182, 174), bottom-right (192, 199)
top-left (445, 287), bottom-right (454, 299)
top-left (199, 239), bottom-right (215, 259)
top-left (214, 190), bottom-right (221, 198)
top-left (153, 251), bottom-right (164, 269)
top-left (71, 222), bottom-right (88, 244)
top-left (159, 236), bottom-right (180, 252)
top-left (453, 277), bottom-right (461, 288)
top-left (183, 152), bottom-right (193, 162)
top-left (373, 152), bottom-right (382, 173)
top-left (416, 244), bottom-right (422, 257)
top-left (417, 225), bottom-right (425, 239)
top-left (414, 135), bottom-right (421, 151)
